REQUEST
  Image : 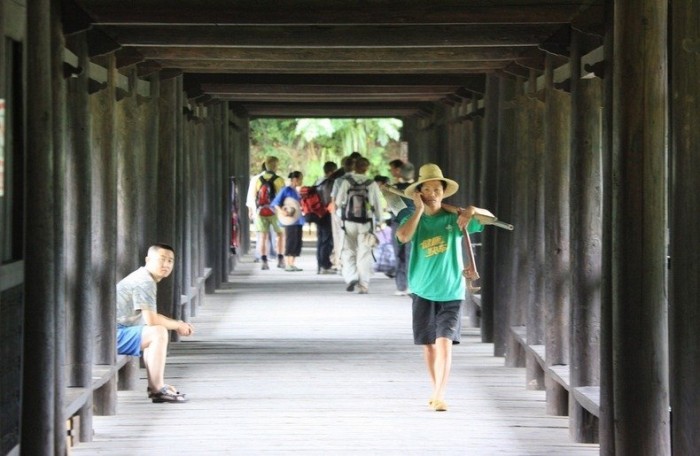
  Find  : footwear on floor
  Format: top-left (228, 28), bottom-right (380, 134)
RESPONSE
top-left (431, 399), bottom-right (448, 412)
top-left (318, 268), bottom-right (335, 275)
top-left (285, 265), bottom-right (302, 272)
top-left (277, 258), bottom-right (286, 268)
top-left (261, 261), bottom-right (269, 270)
top-left (358, 285), bottom-right (368, 294)
top-left (394, 290), bottom-right (408, 296)
top-left (346, 280), bottom-right (359, 292)
top-left (151, 386), bottom-right (188, 403)
top-left (147, 384), bottom-right (182, 399)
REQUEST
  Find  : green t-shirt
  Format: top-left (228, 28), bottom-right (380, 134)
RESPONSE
top-left (400, 209), bottom-right (483, 301)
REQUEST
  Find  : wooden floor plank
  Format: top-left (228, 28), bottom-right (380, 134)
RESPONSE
top-left (72, 251), bottom-right (599, 455)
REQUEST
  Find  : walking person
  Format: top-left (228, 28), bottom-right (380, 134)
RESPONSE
top-left (314, 161), bottom-right (338, 274)
top-left (253, 156), bottom-right (286, 270)
top-left (392, 161), bottom-right (416, 295)
top-left (271, 171), bottom-right (305, 271)
top-left (334, 157), bottom-right (384, 294)
top-left (396, 164), bottom-right (483, 412)
top-left (246, 162), bottom-right (278, 262)
top-left (116, 244), bottom-right (194, 403)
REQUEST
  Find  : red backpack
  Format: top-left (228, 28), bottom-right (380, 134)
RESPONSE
top-left (299, 185), bottom-right (328, 223)
top-left (256, 174), bottom-right (278, 216)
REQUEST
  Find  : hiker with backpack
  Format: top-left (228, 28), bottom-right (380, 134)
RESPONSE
top-left (300, 161), bottom-right (338, 274)
top-left (254, 156), bottom-right (286, 270)
top-left (333, 156), bottom-right (384, 294)
top-left (270, 171), bottom-right (305, 272)
top-left (246, 161), bottom-right (278, 262)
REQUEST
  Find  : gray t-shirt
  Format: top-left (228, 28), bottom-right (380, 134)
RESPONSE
top-left (116, 266), bottom-right (157, 326)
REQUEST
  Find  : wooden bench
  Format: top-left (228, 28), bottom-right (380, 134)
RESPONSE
top-left (64, 354), bottom-right (138, 445)
top-left (509, 326), bottom-right (546, 390)
top-left (509, 325), bottom-right (599, 443)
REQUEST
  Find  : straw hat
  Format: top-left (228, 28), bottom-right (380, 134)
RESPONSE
top-left (404, 163), bottom-right (459, 198)
top-left (277, 197), bottom-right (301, 225)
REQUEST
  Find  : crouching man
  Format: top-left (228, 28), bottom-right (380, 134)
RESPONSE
top-left (116, 243), bottom-right (194, 403)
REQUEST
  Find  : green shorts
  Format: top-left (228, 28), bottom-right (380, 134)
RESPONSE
top-left (255, 214), bottom-right (283, 234)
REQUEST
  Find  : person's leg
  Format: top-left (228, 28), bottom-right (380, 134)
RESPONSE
top-left (395, 242), bottom-right (408, 292)
top-left (272, 220), bottom-right (285, 268)
top-left (356, 222), bottom-right (373, 292)
top-left (318, 215), bottom-right (334, 270)
top-left (431, 337), bottom-right (453, 403)
top-left (257, 217), bottom-right (270, 268)
top-left (331, 213), bottom-right (343, 270)
top-left (341, 222), bottom-right (359, 287)
top-left (140, 325), bottom-right (170, 392)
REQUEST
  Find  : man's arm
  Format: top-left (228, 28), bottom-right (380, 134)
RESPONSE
top-left (141, 310), bottom-right (194, 336)
top-left (396, 193), bottom-right (424, 243)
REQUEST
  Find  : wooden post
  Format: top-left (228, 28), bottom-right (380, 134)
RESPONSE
top-left (569, 30), bottom-right (603, 442)
top-left (493, 75), bottom-right (516, 357)
top-left (670, 1), bottom-right (700, 454)
top-left (612, 0), bottom-right (670, 453)
top-left (478, 74), bottom-right (500, 343)
top-left (157, 75), bottom-right (178, 317)
top-left (599, 2), bottom-right (616, 453)
top-left (22, 0), bottom-right (56, 453)
top-left (92, 54), bottom-right (119, 417)
top-left (543, 53), bottom-right (571, 415)
top-left (506, 92), bottom-right (530, 368)
top-left (525, 70), bottom-right (546, 388)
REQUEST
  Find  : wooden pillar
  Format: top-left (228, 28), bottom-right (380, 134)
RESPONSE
top-left (506, 91), bottom-right (530, 368)
top-left (612, 0), bottom-right (670, 453)
top-left (22, 0), bottom-right (56, 453)
top-left (65, 31), bottom-right (96, 440)
top-left (493, 75), bottom-right (516, 357)
top-left (92, 54), bottom-right (119, 416)
top-left (50, 2), bottom-right (67, 453)
top-left (526, 70), bottom-right (546, 387)
top-left (478, 74), bottom-right (500, 343)
top-left (569, 31), bottom-right (603, 442)
top-left (145, 75), bottom-right (161, 246)
top-left (599, 2), bottom-right (616, 453)
top-left (543, 53), bottom-right (571, 415)
top-left (117, 69), bottom-right (142, 278)
top-left (65, 32), bottom-right (93, 388)
top-left (463, 98), bottom-right (480, 328)
top-left (156, 75), bottom-right (178, 316)
top-left (670, 1), bottom-right (700, 454)
top-left (219, 105), bottom-right (230, 280)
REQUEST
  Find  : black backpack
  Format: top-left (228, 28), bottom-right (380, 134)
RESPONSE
top-left (342, 177), bottom-right (373, 223)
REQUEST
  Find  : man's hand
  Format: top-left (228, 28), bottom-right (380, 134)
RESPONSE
top-left (412, 192), bottom-right (424, 213)
top-left (176, 321), bottom-right (194, 337)
top-left (457, 206), bottom-right (476, 230)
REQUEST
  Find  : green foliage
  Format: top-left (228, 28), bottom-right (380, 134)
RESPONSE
top-left (250, 118), bottom-right (404, 185)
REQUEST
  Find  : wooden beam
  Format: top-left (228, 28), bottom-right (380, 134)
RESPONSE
top-left (184, 73), bottom-right (486, 87)
top-left (150, 59), bottom-right (507, 73)
top-left (132, 45), bottom-right (531, 62)
top-left (97, 24), bottom-right (561, 47)
top-left (75, 1), bottom-right (602, 25)
top-left (199, 84), bottom-right (460, 96)
top-left (242, 102), bottom-right (428, 117)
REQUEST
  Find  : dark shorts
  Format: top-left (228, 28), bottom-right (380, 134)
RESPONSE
top-left (117, 324), bottom-right (144, 356)
top-left (285, 225), bottom-right (303, 256)
top-left (412, 296), bottom-right (463, 345)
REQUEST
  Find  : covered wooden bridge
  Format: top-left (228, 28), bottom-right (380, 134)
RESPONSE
top-left (0, 1), bottom-right (697, 455)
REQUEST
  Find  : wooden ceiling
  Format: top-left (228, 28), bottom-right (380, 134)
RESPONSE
top-left (68, 0), bottom-right (605, 118)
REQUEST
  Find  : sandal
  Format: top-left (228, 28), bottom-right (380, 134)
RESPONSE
top-left (151, 386), bottom-right (188, 403)
top-left (147, 384), bottom-right (183, 399)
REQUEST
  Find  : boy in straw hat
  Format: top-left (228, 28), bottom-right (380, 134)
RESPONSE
top-left (396, 163), bottom-right (483, 412)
